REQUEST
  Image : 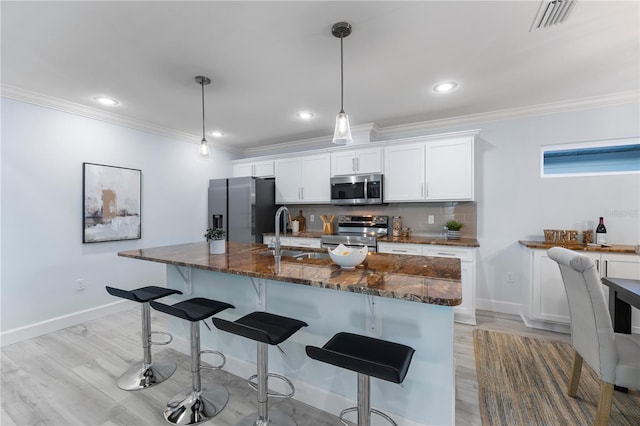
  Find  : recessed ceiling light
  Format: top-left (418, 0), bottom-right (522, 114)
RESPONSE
top-left (92, 96), bottom-right (119, 106)
top-left (433, 81), bottom-right (458, 93)
top-left (211, 131), bottom-right (224, 138)
top-left (296, 111), bottom-right (314, 120)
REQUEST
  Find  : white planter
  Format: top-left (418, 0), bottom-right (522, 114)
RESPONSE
top-left (446, 230), bottom-right (461, 240)
top-left (209, 240), bottom-right (226, 254)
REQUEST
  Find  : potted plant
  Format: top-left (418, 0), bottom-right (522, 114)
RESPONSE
top-left (205, 227), bottom-right (226, 254)
top-left (444, 220), bottom-right (463, 240)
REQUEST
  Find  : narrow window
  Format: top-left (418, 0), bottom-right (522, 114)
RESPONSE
top-left (541, 139), bottom-right (640, 177)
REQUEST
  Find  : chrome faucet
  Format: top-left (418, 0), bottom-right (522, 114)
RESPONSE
top-left (273, 206), bottom-right (290, 270)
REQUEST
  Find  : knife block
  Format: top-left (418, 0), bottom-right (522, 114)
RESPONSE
top-left (322, 223), bottom-right (334, 235)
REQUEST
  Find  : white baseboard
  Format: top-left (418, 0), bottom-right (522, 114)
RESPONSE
top-left (0, 300), bottom-right (129, 347)
top-left (171, 336), bottom-right (425, 426)
top-left (476, 298), bottom-right (522, 316)
top-left (520, 314), bottom-right (571, 334)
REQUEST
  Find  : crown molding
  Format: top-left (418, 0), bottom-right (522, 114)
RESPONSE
top-left (3, 83), bottom-right (637, 158)
top-left (244, 90), bottom-right (639, 156)
top-left (373, 90), bottom-right (640, 141)
top-left (0, 84), bottom-right (243, 155)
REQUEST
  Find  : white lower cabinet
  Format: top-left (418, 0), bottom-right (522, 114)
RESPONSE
top-left (524, 249), bottom-right (640, 333)
top-left (262, 235), bottom-right (321, 249)
top-left (377, 242), bottom-right (477, 325)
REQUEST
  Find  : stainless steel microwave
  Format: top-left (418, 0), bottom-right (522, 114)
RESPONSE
top-left (330, 174), bottom-right (383, 205)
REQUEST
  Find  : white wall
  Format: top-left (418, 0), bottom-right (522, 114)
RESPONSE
top-left (472, 102), bottom-right (639, 312)
top-left (0, 98), bottom-right (235, 335)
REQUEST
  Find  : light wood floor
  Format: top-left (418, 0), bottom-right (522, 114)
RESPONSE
top-left (1, 308), bottom-right (569, 426)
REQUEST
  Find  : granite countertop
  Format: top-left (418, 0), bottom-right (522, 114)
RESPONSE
top-left (377, 235), bottom-right (480, 247)
top-left (519, 240), bottom-right (639, 254)
top-left (118, 241), bottom-right (462, 306)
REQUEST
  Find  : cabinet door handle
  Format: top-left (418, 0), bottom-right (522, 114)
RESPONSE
top-left (299, 242), bottom-right (311, 246)
top-left (420, 183), bottom-right (424, 198)
top-left (252, 164), bottom-right (256, 176)
top-left (391, 249), bottom-right (408, 253)
top-left (300, 187), bottom-right (304, 200)
top-left (352, 158), bottom-right (356, 172)
top-left (356, 157), bottom-right (360, 171)
top-left (603, 260), bottom-right (608, 277)
top-left (437, 252), bottom-right (457, 257)
top-left (595, 259), bottom-right (600, 272)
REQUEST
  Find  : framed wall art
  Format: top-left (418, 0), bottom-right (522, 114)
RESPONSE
top-left (83, 162), bottom-right (142, 243)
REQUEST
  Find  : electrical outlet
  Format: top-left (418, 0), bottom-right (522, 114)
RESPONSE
top-left (310, 214), bottom-right (315, 222)
top-left (506, 272), bottom-right (515, 283)
top-left (76, 278), bottom-right (86, 291)
top-left (428, 215), bottom-right (435, 224)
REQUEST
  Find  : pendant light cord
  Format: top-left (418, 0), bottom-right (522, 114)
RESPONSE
top-left (340, 34), bottom-right (345, 114)
top-left (201, 81), bottom-right (206, 140)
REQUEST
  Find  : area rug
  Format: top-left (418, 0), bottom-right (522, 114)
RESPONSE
top-left (473, 329), bottom-right (640, 425)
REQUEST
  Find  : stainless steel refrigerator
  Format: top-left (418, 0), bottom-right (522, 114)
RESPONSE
top-left (208, 177), bottom-right (277, 243)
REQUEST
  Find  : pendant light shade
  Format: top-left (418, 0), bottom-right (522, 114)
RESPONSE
top-left (195, 75), bottom-right (211, 157)
top-left (332, 22), bottom-right (353, 145)
top-left (333, 111), bottom-right (352, 144)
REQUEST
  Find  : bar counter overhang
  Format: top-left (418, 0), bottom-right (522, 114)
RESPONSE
top-left (118, 241), bottom-right (462, 425)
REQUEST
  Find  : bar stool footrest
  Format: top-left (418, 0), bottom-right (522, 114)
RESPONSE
top-left (199, 350), bottom-right (226, 370)
top-left (149, 331), bottom-right (173, 346)
top-left (247, 373), bottom-right (295, 399)
top-left (339, 407), bottom-right (398, 426)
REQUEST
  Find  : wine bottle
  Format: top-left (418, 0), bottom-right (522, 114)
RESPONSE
top-left (596, 217), bottom-right (607, 245)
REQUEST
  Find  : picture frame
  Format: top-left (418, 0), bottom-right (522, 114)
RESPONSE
top-left (83, 162), bottom-right (142, 243)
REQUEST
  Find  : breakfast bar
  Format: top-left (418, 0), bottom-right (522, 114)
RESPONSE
top-left (118, 241), bottom-right (462, 425)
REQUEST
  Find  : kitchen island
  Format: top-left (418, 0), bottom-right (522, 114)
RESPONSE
top-left (118, 241), bottom-right (461, 425)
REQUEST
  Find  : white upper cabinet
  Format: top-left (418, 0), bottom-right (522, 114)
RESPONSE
top-left (383, 143), bottom-right (426, 201)
top-left (274, 157), bottom-right (301, 203)
top-left (275, 154), bottom-right (330, 204)
top-left (331, 148), bottom-right (382, 176)
top-left (384, 136), bottom-right (474, 202)
top-left (425, 137), bottom-right (474, 201)
top-left (232, 160), bottom-right (274, 177)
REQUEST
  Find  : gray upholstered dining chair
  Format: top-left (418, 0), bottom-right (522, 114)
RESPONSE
top-left (548, 247), bottom-right (640, 425)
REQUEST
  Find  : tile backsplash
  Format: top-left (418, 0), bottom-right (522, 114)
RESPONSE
top-left (285, 202), bottom-right (477, 238)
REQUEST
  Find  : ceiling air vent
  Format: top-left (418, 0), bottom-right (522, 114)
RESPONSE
top-left (529, 0), bottom-right (578, 31)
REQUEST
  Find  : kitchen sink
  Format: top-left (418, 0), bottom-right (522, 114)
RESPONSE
top-left (259, 249), bottom-right (331, 260)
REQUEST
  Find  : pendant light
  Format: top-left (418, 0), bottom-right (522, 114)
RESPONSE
top-left (195, 75), bottom-right (211, 157)
top-left (331, 22), bottom-right (353, 145)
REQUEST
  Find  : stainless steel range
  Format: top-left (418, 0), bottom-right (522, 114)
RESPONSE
top-left (320, 215), bottom-right (388, 252)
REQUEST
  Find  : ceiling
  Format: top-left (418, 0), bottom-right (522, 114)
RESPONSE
top-left (2, 1), bottom-right (639, 154)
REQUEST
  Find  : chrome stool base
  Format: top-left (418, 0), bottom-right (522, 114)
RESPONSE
top-left (116, 360), bottom-right (177, 391)
top-left (164, 384), bottom-right (229, 425)
top-left (237, 406), bottom-right (296, 426)
top-left (339, 407), bottom-right (397, 426)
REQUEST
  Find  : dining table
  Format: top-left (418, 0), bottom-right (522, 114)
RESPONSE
top-left (601, 277), bottom-right (640, 334)
top-left (601, 276), bottom-right (640, 393)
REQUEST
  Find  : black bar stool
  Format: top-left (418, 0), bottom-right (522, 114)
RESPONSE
top-left (212, 311), bottom-right (308, 426)
top-left (105, 285), bottom-right (182, 390)
top-left (150, 297), bottom-right (235, 425)
top-left (306, 332), bottom-right (415, 426)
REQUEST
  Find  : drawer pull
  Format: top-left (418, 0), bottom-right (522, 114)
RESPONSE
top-left (392, 249), bottom-right (408, 253)
top-left (437, 252), bottom-right (457, 257)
